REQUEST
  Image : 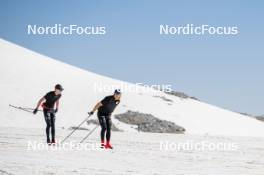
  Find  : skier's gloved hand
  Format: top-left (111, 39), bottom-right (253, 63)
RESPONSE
top-left (55, 108), bottom-right (58, 113)
top-left (33, 108), bottom-right (38, 114)
top-left (88, 111), bottom-right (94, 116)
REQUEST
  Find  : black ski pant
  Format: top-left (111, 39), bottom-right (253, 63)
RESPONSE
top-left (43, 109), bottom-right (56, 142)
top-left (98, 114), bottom-right (112, 142)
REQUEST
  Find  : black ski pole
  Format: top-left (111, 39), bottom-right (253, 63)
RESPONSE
top-left (9, 104), bottom-right (34, 113)
top-left (9, 104), bottom-right (43, 113)
top-left (80, 125), bottom-right (99, 143)
top-left (23, 107), bottom-right (36, 110)
top-left (60, 114), bottom-right (92, 144)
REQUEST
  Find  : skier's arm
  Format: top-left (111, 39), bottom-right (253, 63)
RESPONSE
top-left (33, 97), bottom-right (45, 114)
top-left (90, 102), bottom-right (102, 113)
top-left (55, 100), bottom-right (59, 110)
top-left (36, 97), bottom-right (45, 109)
top-left (55, 100), bottom-right (59, 113)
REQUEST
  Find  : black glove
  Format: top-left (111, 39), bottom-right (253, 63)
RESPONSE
top-left (55, 108), bottom-right (58, 113)
top-left (88, 111), bottom-right (94, 116)
top-left (33, 108), bottom-right (38, 114)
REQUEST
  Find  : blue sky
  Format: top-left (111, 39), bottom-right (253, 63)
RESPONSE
top-left (0, 0), bottom-right (263, 115)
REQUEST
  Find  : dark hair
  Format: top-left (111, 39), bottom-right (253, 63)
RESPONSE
top-left (114, 89), bottom-right (121, 94)
top-left (55, 84), bottom-right (64, 91)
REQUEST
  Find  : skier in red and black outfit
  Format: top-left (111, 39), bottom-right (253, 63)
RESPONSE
top-left (33, 84), bottom-right (64, 144)
top-left (89, 89), bottom-right (121, 149)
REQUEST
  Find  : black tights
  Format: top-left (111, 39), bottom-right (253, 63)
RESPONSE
top-left (98, 115), bottom-right (112, 142)
top-left (43, 110), bottom-right (56, 142)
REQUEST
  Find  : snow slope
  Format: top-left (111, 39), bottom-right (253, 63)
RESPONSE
top-left (1, 127), bottom-right (264, 175)
top-left (1, 38), bottom-right (264, 137)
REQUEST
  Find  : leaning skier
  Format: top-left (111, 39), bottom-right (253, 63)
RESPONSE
top-left (33, 84), bottom-right (64, 144)
top-left (88, 89), bottom-right (121, 149)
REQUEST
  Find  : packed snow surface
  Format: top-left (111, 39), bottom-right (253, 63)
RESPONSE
top-left (0, 127), bottom-right (264, 175)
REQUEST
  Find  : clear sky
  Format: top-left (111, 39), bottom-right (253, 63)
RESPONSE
top-left (0, 0), bottom-right (263, 115)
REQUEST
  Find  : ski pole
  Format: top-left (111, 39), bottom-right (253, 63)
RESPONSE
top-left (9, 104), bottom-right (35, 113)
top-left (60, 114), bottom-right (92, 144)
top-left (9, 104), bottom-right (43, 113)
top-left (23, 107), bottom-right (43, 112)
top-left (80, 125), bottom-right (99, 143)
top-left (23, 107), bottom-right (37, 111)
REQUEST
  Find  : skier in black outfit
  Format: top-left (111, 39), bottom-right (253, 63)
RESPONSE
top-left (89, 89), bottom-right (121, 149)
top-left (33, 84), bottom-right (64, 144)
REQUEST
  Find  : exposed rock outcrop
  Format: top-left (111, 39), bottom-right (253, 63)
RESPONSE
top-left (115, 110), bottom-right (185, 134)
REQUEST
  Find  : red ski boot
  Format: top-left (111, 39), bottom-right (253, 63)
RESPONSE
top-left (104, 141), bottom-right (113, 149)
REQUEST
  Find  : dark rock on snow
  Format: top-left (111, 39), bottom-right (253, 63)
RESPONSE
top-left (115, 110), bottom-right (185, 134)
top-left (165, 91), bottom-right (199, 100)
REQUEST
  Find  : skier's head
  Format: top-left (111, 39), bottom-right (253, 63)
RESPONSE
top-left (113, 89), bottom-right (121, 100)
top-left (55, 84), bottom-right (64, 94)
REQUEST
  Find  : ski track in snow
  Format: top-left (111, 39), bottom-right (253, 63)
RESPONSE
top-left (0, 127), bottom-right (264, 175)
